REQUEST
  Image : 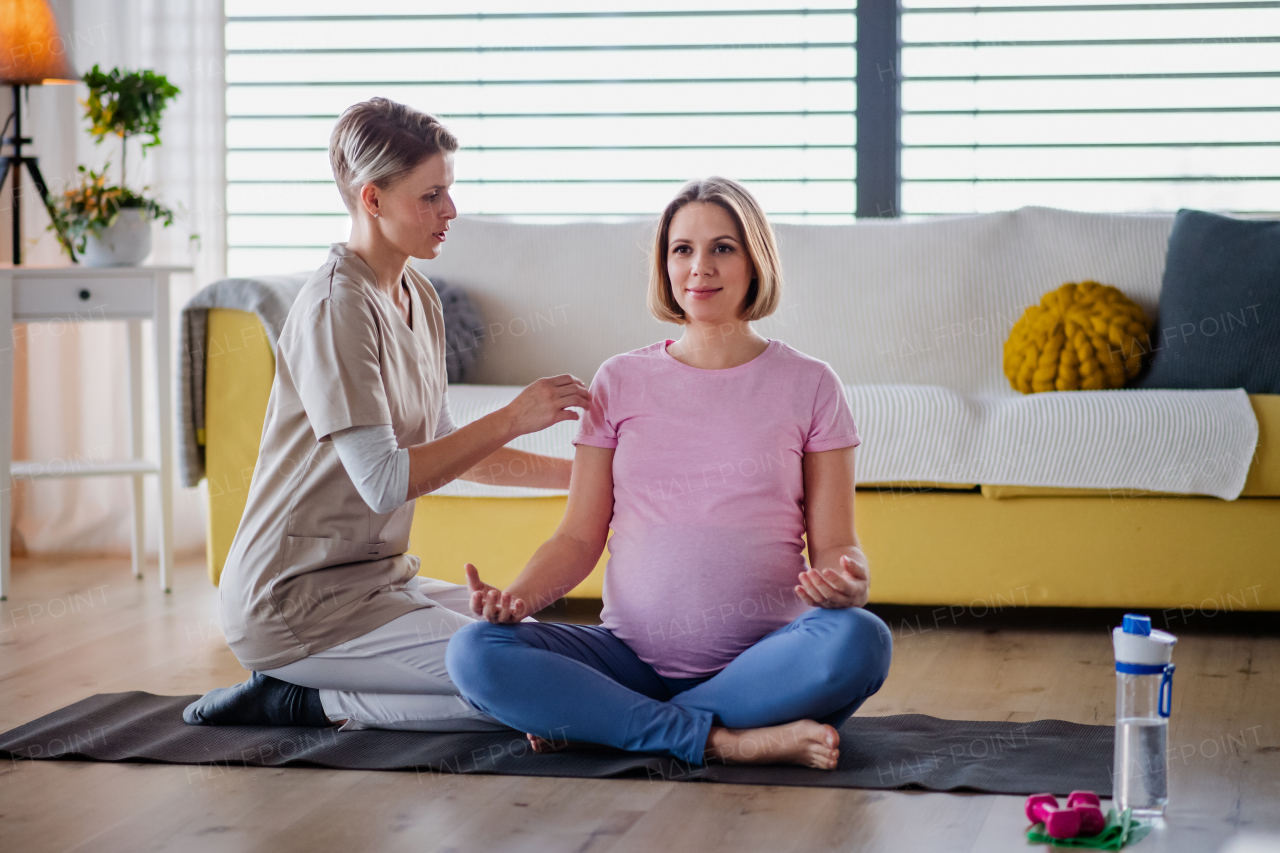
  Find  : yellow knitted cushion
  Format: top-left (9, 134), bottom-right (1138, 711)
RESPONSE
top-left (1004, 281), bottom-right (1152, 394)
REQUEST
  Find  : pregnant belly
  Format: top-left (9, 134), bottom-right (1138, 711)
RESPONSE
top-left (600, 527), bottom-right (810, 678)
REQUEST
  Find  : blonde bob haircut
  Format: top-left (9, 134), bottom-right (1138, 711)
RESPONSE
top-left (329, 97), bottom-right (458, 213)
top-left (648, 176), bottom-right (783, 325)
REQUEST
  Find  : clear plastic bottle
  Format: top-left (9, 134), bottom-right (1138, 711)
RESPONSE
top-left (1112, 613), bottom-right (1176, 817)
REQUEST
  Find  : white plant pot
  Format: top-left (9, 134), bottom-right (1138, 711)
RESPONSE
top-left (82, 208), bottom-right (153, 267)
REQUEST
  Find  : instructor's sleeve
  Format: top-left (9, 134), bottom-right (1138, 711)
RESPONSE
top-left (290, 297), bottom-right (393, 442)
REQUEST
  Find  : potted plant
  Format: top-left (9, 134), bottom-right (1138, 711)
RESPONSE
top-left (49, 65), bottom-right (180, 265)
top-left (49, 165), bottom-right (175, 264)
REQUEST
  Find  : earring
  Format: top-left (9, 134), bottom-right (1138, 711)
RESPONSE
top-left (373, 212), bottom-right (379, 219)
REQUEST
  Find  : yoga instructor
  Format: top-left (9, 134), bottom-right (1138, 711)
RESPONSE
top-left (184, 98), bottom-right (589, 730)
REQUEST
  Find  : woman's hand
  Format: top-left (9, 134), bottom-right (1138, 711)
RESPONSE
top-left (795, 554), bottom-right (869, 609)
top-left (504, 375), bottom-right (592, 437)
top-left (465, 563), bottom-right (530, 623)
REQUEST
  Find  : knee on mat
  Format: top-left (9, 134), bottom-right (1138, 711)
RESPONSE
top-left (813, 607), bottom-right (894, 689)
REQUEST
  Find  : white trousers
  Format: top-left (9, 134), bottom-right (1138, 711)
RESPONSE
top-left (262, 577), bottom-right (532, 732)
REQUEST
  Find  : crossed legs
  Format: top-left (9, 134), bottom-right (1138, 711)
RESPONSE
top-left (445, 606), bottom-right (893, 766)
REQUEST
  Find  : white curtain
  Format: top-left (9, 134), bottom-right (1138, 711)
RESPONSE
top-left (8, 0), bottom-right (225, 560)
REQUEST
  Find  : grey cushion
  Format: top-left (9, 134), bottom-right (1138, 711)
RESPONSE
top-left (429, 277), bottom-right (486, 383)
top-left (1138, 209), bottom-right (1280, 394)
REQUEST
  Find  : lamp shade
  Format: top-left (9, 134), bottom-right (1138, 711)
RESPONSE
top-left (0, 0), bottom-right (77, 84)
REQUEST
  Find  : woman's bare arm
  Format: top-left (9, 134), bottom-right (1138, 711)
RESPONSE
top-left (796, 446), bottom-right (870, 609)
top-left (468, 444), bottom-right (614, 621)
top-left (406, 375), bottom-right (588, 500)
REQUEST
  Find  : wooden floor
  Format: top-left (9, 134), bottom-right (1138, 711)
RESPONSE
top-left (1, 555), bottom-right (1277, 853)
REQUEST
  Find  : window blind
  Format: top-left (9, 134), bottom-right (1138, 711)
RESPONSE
top-left (899, 0), bottom-right (1280, 215)
top-left (224, 1), bottom-right (857, 277)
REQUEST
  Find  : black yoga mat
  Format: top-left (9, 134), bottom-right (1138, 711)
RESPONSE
top-left (0, 692), bottom-right (1113, 796)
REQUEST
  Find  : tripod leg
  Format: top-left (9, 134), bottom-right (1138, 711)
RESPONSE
top-left (0, 157), bottom-right (13, 262)
top-left (24, 158), bottom-right (77, 262)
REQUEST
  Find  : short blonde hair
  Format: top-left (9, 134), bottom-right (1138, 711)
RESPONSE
top-left (329, 97), bottom-right (458, 212)
top-left (648, 177), bottom-right (783, 324)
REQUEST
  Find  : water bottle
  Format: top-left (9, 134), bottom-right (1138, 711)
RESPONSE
top-left (1112, 613), bottom-right (1176, 817)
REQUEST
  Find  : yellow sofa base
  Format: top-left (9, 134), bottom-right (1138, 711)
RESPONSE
top-left (205, 309), bottom-right (276, 583)
top-left (206, 308), bottom-right (1279, 610)
top-left (409, 496), bottom-right (608, 597)
top-left (853, 489), bottom-right (1278, 609)
top-left (411, 491), bottom-right (1280, 610)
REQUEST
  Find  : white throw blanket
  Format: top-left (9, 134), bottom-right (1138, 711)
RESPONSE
top-left (844, 385), bottom-right (1257, 500)
top-left (434, 384), bottom-right (1259, 501)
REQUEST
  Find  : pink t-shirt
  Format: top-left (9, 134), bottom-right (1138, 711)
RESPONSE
top-left (573, 339), bottom-right (861, 679)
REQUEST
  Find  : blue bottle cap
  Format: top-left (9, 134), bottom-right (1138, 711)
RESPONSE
top-left (1122, 614), bottom-right (1152, 636)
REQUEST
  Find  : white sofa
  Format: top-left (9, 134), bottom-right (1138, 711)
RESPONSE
top-left (203, 207), bottom-right (1279, 610)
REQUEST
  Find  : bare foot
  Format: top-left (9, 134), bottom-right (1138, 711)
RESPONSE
top-left (704, 720), bottom-right (840, 770)
top-left (526, 733), bottom-right (602, 754)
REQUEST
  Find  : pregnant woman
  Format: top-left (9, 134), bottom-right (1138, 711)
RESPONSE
top-left (446, 178), bottom-right (893, 769)
top-left (184, 98), bottom-right (589, 731)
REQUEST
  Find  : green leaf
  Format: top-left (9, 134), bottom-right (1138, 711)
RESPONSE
top-left (80, 64), bottom-right (181, 149)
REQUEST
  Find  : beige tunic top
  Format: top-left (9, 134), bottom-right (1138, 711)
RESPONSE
top-left (219, 242), bottom-right (452, 671)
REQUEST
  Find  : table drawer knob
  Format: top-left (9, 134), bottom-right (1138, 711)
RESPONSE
top-left (78, 289), bottom-right (91, 301)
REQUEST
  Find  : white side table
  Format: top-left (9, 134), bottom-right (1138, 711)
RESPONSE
top-left (0, 265), bottom-right (190, 599)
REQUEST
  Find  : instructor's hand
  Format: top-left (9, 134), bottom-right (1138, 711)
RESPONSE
top-left (795, 555), bottom-right (870, 609)
top-left (465, 563), bottom-right (530, 624)
top-left (504, 375), bottom-right (592, 436)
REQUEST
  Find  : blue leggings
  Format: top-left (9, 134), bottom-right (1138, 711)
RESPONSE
top-left (445, 606), bottom-right (893, 766)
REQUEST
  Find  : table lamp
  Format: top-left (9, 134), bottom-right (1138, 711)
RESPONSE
top-left (0, 0), bottom-right (79, 264)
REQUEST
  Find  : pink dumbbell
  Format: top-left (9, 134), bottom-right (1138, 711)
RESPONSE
top-left (1066, 791), bottom-right (1106, 835)
top-left (1025, 794), bottom-right (1082, 839)
top-left (1024, 792), bottom-right (1106, 839)
top-left (1067, 790), bottom-right (1100, 808)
